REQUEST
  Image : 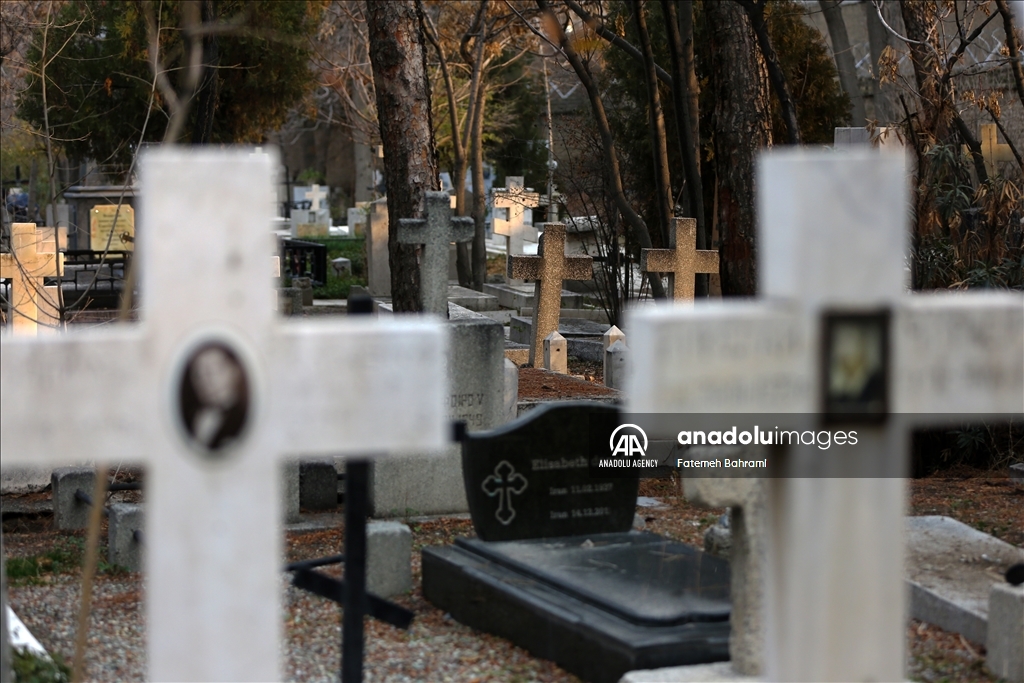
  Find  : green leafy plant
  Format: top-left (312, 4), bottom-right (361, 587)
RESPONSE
top-left (12, 649), bottom-right (71, 683)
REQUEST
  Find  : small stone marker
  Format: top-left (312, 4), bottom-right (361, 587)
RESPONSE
top-left (397, 191), bottom-right (474, 316)
top-left (603, 339), bottom-right (628, 391)
top-left (640, 217), bottom-right (718, 301)
top-left (508, 223), bottom-right (593, 366)
top-left (89, 204), bottom-right (135, 251)
top-left (602, 325), bottom-right (625, 350)
top-left (1, 223), bottom-right (63, 335)
top-left (543, 331), bottom-right (567, 373)
top-left (0, 149), bottom-right (448, 681)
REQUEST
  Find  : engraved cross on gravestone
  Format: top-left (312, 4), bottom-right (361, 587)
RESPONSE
top-left (481, 460), bottom-right (529, 525)
top-left (397, 191), bottom-right (474, 316)
top-left (507, 223), bottom-right (593, 366)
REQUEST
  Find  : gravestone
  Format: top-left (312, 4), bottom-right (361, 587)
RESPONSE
top-left (292, 184), bottom-right (331, 238)
top-left (507, 224), bottom-right (593, 366)
top-left (365, 197), bottom-right (390, 296)
top-left (89, 204), bottom-right (135, 251)
top-left (397, 191), bottom-right (474, 317)
top-left (626, 148), bottom-right (1023, 681)
top-left (1, 223), bottom-right (62, 334)
top-left (640, 218), bottom-right (718, 302)
top-left (423, 403), bottom-right (731, 683)
top-left (0, 149), bottom-right (448, 681)
top-left (371, 305), bottom-right (506, 516)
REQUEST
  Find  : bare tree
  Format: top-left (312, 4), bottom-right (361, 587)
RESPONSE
top-left (819, 0), bottom-right (867, 126)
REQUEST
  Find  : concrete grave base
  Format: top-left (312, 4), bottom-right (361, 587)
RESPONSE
top-left (482, 282), bottom-right (582, 310)
top-left (619, 662), bottom-right (756, 682)
top-left (448, 285), bottom-right (498, 311)
top-left (987, 582), bottom-right (1024, 682)
top-left (510, 316), bottom-right (610, 346)
top-left (907, 516), bottom-right (1024, 644)
top-left (1, 467), bottom-right (52, 494)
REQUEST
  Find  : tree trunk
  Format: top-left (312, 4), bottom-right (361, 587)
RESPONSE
top-left (633, 0), bottom-right (672, 248)
top-left (737, 0), bottom-right (800, 145)
top-left (537, 0), bottom-right (666, 299)
top-left (470, 79), bottom-right (487, 291)
top-left (995, 0), bottom-right (1024, 109)
top-left (820, 0), bottom-right (866, 126)
top-left (191, 0), bottom-right (218, 144)
top-left (706, 0), bottom-right (772, 296)
top-left (367, 0), bottom-right (437, 312)
top-left (662, 0), bottom-right (707, 295)
top-left (864, 1), bottom-right (897, 124)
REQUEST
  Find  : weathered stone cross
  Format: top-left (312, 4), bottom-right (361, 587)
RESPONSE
top-left (508, 223), bottom-right (593, 366)
top-left (0, 149), bottom-right (448, 681)
top-left (304, 183), bottom-right (327, 212)
top-left (640, 217), bottom-right (718, 301)
top-left (627, 149), bottom-right (1023, 681)
top-left (1, 223), bottom-right (62, 335)
top-left (481, 460), bottom-right (528, 525)
top-left (397, 190), bottom-right (474, 316)
top-left (492, 177), bottom-right (540, 285)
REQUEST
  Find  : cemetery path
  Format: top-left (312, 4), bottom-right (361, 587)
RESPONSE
top-left (2, 467), bottom-right (1018, 682)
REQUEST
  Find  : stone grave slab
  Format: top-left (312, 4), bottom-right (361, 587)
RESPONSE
top-left (422, 402), bottom-right (731, 683)
top-left (482, 282), bottom-right (582, 310)
top-left (509, 316), bottom-right (609, 345)
top-left (448, 284), bottom-right (498, 312)
top-left (907, 515), bottom-right (1024, 644)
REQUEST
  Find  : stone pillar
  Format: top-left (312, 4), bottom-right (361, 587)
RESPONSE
top-left (604, 340), bottom-right (629, 390)
top-left (543, 331), bottom-right (567, 374)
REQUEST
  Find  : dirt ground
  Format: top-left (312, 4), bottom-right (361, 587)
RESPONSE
top-left (4, 466), bottom-right (1019, 682)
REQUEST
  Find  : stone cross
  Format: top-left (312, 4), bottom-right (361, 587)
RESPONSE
top-left (1, 223), bottom-right (62, 335)
top-left (627, 149), bottom-right (1023, 681)
top-left (304, 183), bottom-right (327, 212)
top-left (397, 190), bottom-right (474, 316)
top-left (508, 223), bottom-right (593, 366)
top-left (640, 217), bottom-right (718, 301)
top-left (492, 177), bottom-right (540, 284)
top-left (0, 149), bottom-right (448, 681)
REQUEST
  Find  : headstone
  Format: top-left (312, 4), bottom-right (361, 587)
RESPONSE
top-left (346, 204), bottom-right (367, 238)
top-left (371, 307), bottom-right (505, 516)
top-left (1, 223), bottom-right (63, 334)
top-left (89, 204), bottom-right (135, 251)
top-left (543, 331), bottom-right (567, 373)
top-left (0, 149), bottom-right (448, 681)
top-left (627, 148), bottom-right (1024, 681)
top-left (366, 197), bottom-right (390, 296)
top-left (507, 224), bottom-right (593, 366)
top-left (291, 184), bottom-right (331, 237)
top-left (492, 176), bottom-right (539, 284)
top-left (603, 339), bottom-right (628, 391)
top-left (331, 257), bottom-right (351, 277)
top-left (397, 191), bottom-right (474, 316)
top-left (447, 284), bottom-right (498, 312)
top-left (640, 218), bottom-right (718, 302)
top-left (366, 521), bottom-right (413, 598)
top-left (423, 403), bottom-right (732, 683)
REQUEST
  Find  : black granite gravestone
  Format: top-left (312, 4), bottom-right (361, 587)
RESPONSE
top-left (423, 402), bottom-right (731, 683)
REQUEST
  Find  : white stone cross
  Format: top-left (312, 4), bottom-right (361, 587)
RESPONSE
top-left (640, 217), bottom-right (718, 301)
top-left (507, 223), bottom-right (593, 367)
top-left (397, 190), bottom-right (474, 316)
top-left (303, 183), bottom-right (327, 212)
top-left (492, 177), bottom-right (540, 281)
top-left (0, 149), bottom-right (448, 681)
top-left (1, 223), bottom-right (62, 335)
top-left (626, 149), bottom-right (1023, 681)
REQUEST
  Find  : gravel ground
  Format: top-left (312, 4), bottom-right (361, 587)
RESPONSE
top-left (4, 470), bottom-right (1018, 682)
